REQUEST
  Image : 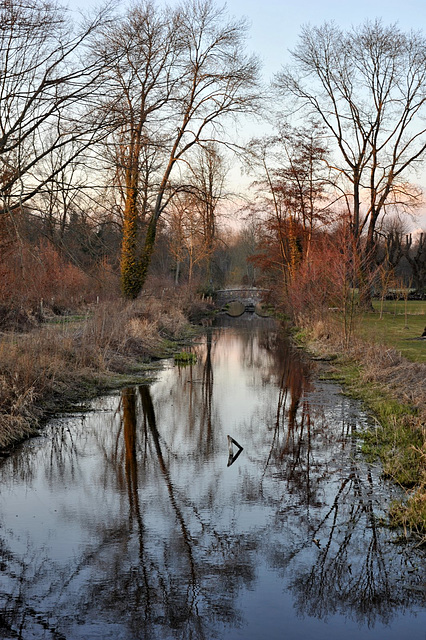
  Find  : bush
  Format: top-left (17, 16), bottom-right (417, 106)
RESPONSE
top-left (0, 240), bottom-right (120, 317)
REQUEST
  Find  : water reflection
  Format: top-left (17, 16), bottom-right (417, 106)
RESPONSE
top-left (0, 319), bottom-right (424, 639)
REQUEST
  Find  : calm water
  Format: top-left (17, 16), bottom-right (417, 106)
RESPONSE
top-left (0, 316), bottom-right (425, 639)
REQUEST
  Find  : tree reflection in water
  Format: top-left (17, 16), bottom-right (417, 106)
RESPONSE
top-left (0, 320), bottom-right (424, 639)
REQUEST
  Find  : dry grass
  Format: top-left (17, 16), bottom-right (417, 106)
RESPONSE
top-left (305, 316), bottom-right (426, 420)
top-left (0, 291), bottom-right (208, 450)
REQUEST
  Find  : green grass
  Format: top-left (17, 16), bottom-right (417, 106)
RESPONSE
top-left (174, 351), bottom-right (197, 365)
top-left (356, 300), bottom-right (426, 362)
top-left (376, 299), bottom-right (426, 315)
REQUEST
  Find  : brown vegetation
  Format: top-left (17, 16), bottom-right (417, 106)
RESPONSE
top-left (0, 284), bottom-right (210, 451)
top-left (0, 236), bottom-right (122, 316)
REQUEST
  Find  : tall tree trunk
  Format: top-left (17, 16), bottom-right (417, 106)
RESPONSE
top-left (137, 214), bottom-right (158, 294)
top-left (130, 152), bottom-right (176, 296)
top-left (121, 176), bottom-right (142, 300)
top-left (358, 212), bottom-right (379, 309)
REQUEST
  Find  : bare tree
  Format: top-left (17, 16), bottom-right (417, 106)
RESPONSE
top-left (247, 124), bottom-right (331, 289)
top-left (269, 125), bottom-right (332, 256)
top-left (0, 0), bottom-right (110, 222)
top-left (275, 20), bottom-right (426, 301)
top-left (165, 144), bottom-right (228, 286)
top-left (402, 232), bottom-right (426, 291)
top-left (94, 0), bottom-right (184, 298)
top-left (182, 142), bottom-right (229, 284)
top-left (97, 0), bottom-right (260, 299)
top-left (166, 190), bottom-right (211, 284)
top-left (30, 138), bottom-right (89, 246)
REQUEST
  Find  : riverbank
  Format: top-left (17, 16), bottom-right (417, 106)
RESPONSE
top-left (294, 314), bottom-right (426, 543)
top-left (2, 315), bottom-right (423, 638)
top-left (2, 295), bottom-right (425, 541)
top-left (0, 289), bottom-right (211, 452)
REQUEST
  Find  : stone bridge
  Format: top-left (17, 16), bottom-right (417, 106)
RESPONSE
top-left (215, 288), bottom-right (271, 316)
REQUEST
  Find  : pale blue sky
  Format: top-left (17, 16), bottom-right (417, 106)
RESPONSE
top-left (69, 0), bottom-right (426, 79)
top-left (228, 0), bottom-right (426, 78)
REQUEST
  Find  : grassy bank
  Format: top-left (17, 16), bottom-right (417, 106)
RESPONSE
top-left (357, 300), bottom-right (426, 362)
top-left (295, 304), bottom-right (426, 543)
top-left (0, 290), bottom-right (209, 452)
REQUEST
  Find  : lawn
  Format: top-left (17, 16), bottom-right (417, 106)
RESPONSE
top-left (356, 300), bottom-right (426, 362)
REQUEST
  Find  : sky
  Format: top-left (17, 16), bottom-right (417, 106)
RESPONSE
top-left (215, 0), bottom-right (426, 81)
top-left (69, 0), bottom-right (426, 78)
top-left (68, 0), bottom-right (426, 228)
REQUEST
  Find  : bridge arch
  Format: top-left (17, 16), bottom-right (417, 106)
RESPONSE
top-left (215, 288), bottom-right (272, 316)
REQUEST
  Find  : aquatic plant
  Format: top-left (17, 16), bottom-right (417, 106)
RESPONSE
top-left (174, 351), bottom-right (197, 365)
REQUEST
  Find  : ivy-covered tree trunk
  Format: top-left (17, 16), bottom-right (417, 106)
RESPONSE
top-left (121, 179), bottom-right (142, 300)
top-left (137, 215), bottom-right (158, 294)
top-left (121, 203), bottom-right (160, 299)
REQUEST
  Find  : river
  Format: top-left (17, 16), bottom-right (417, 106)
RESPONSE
top-left (0, 315), bottom-right (424, 639)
